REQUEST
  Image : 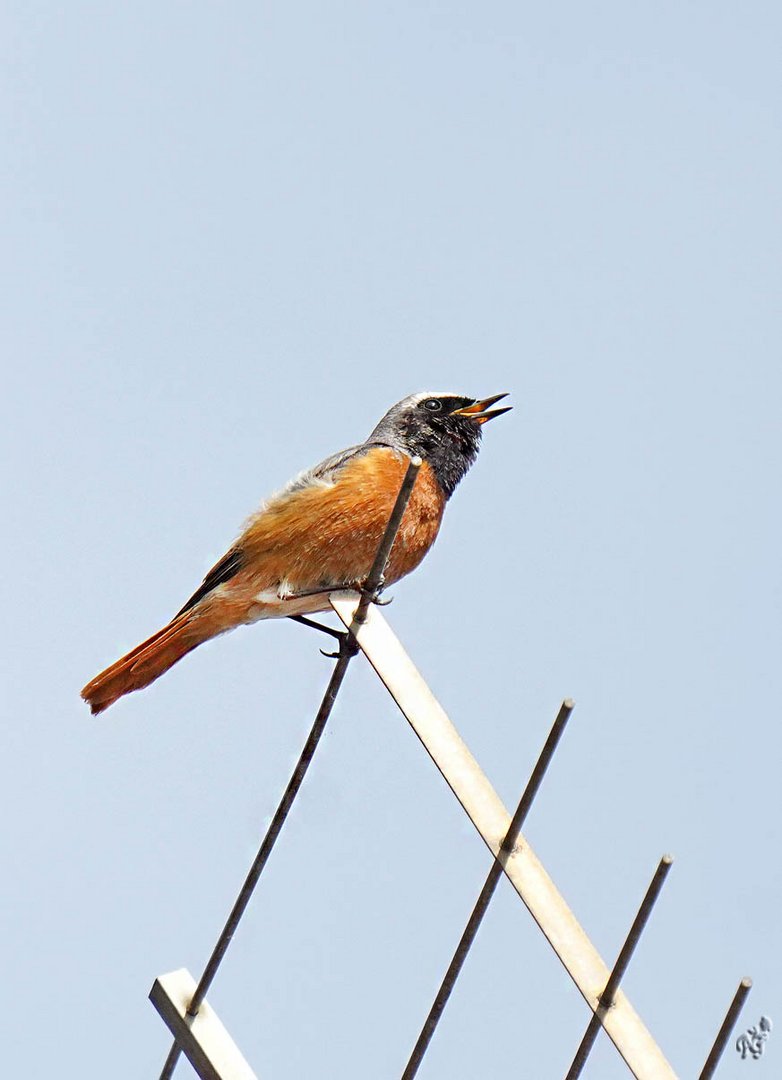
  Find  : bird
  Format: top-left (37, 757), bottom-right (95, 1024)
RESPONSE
top-left (81, 391), bottom-right (511, 714)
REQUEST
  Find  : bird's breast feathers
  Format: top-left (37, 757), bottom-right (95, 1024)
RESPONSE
top-left (216, 447), bottom-right (446, 620)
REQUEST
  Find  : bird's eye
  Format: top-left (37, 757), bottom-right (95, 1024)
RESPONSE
top-left (423, 399), bottom-right (442, 412)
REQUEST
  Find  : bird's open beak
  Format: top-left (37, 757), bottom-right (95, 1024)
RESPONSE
top-left (450, 393), bottom-right (512, 425)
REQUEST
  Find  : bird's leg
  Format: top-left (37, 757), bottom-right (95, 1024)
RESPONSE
top-left (288, 614), bottom-right (358, 660)
top-left (284, 581), bottom-right (393, 606)
top-left (289, 614), bottom-right (344, 641)
top-left (288, 574), bottom-right (393, 655)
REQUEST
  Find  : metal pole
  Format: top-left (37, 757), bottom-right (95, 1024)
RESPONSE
top-left (699, 977), bottom-right (752, 1080)
top-left (158, 456), bottom-right (422, 1079)
top-left (402, 700), bottom-right (575, 1079)
top-left (355, 455), bottom-right (422, 625)
top-left (564, 855), bottom-right (673, 1080)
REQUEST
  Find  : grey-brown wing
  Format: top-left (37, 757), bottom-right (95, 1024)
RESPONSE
top-left (175, 548), bottom-right (244, 617)
top-left (283, 440), bottom-right (387, 492)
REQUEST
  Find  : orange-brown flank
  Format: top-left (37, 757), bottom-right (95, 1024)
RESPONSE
top-left (224, 446), bottom-right (446, 620)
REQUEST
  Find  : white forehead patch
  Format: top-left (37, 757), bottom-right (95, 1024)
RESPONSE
top-left (408, 390), bottom-right (470, 404)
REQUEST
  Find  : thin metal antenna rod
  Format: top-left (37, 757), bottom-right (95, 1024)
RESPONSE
top-left (402, 699), bottom-right (575, 1080)
top-left (158, 456), bottom-right (422, 1080)
top-left (564, 854), bottom-right (673, 1080)
top-left (699, 977), bottom-right (753, 1080)
top-left (355, 455), bottom-right (423, 625)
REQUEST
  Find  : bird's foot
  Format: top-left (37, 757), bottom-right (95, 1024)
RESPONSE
top-left (288, 614), bottom-right (359, 659)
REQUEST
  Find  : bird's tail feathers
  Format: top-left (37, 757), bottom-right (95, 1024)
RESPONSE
top-left (81, 611), bottom-right (214, 715)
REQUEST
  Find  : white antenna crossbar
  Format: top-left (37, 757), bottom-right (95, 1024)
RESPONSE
top-left (331, 592), bottom-right (677, 1080)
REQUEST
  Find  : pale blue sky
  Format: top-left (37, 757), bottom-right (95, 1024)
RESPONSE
top-left (2, 3), bottom-right (780, 1077)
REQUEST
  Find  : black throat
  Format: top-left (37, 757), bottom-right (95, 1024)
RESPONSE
top-left (371, 413), bottom-right (482, 498)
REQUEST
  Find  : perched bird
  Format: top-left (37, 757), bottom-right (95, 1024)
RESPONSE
top-left (81, 391), bottom-right (510, 714)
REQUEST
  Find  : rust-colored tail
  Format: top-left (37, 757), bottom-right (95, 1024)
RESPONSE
top-left (81, 611), bottom-right (214, 715)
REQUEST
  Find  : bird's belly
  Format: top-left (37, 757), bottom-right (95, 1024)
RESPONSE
top-left (244, 590), bottom-right (334, 624)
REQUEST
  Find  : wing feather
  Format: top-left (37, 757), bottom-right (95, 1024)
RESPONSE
top-left (175, 548), bottom-right (244, 616)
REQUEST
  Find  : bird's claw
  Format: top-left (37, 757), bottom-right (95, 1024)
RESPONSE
top-left (321, 632), bottom-right (359, 659)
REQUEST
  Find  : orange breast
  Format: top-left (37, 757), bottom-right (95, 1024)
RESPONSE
top-left (221, 448), bottom-right (446, 615)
